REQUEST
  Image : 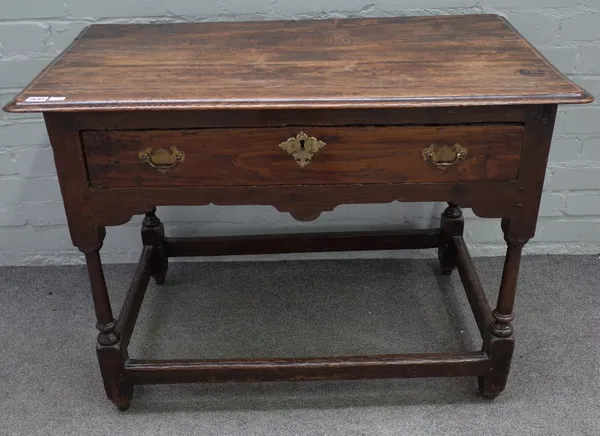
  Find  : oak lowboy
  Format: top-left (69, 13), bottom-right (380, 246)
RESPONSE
top-left (4, 15), bottom-right (592, 409)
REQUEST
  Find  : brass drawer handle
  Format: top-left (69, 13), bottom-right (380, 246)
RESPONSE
top-left (139, 146), bottom-right (185, 173)
top-left (422, 144), bottom-right (467, 170)
top-left (279, 132), bottom-right (326, 167)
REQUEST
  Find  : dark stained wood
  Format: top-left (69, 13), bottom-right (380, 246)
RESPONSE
top-left (72, 106), bottom-right (528, 130)
top-left (478, 336), bottom-right (514, 399)
top-left (83, 125), bottom-right (523, 187)
top-left (115, 246), bottom-right (153, 350)
top-left (163, 229), bottom-right (443, 258)
top-left (479, 219), bottom-right (526, 398)
top-left (43, 114), bottom-right (99, 249)
top-left (494, 219), bottom-right (527, 335)
top-left (452, 235), bottom-right (493, 339)
top-left (3, 15), bottom-right (592, 113)
top-left (85, 181), bottom-right (520, 225)
top-left (141, 208), bottom-right (168, 285)
top-left (97, 345), bottom-right (133, 411)
top-left (477, 104), bottom-right (558, 398)
top-left (509, 104), bottom-right (559, 239)
top-left (438, 203), bottom-right (465, 275)
top-left (80, 228), bottom-right (132, 410)
top-left (4, 15), bottom-right (593, 408)
top-left (125, 352), bottom-right (491, 384)
top-left (82, 235), bottom-right (118, 347)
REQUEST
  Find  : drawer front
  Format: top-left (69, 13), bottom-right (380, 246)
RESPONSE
top-left (82, 125), bottom-right (523, 188)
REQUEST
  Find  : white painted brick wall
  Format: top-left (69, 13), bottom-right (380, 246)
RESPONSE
top-left (565, 193), bottom-right (600, 216)
top-left (0, 0), bottom-right (599, 265)
top-left (578, 46), bottom-right (600, 74)
top-left (561, 13), bottom-right (600, 41)
top-left (581, 137), bottom-right (600, 160)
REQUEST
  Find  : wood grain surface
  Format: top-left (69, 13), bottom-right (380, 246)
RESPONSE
top-left (4, 15), bottom-right (592, 113)
top-left (82, 125), bottom-right (523, 187)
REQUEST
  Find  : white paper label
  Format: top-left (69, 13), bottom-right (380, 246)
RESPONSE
top-left (25, 96), bottom-right (49, 102)
top-left (48, 96), bottom-right (66, 101)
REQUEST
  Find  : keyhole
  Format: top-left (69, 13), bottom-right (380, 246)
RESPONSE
top-left (299, 139), bottom-right (305, 150)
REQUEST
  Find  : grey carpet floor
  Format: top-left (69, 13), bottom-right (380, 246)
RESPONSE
top-left (0, 255), bottom-right (598, 435)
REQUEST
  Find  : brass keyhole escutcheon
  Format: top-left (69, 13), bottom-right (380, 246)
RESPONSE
top-left (279, 132), bottom-right (326, 167)
top-left (422, 143), bottom-right (467, 170)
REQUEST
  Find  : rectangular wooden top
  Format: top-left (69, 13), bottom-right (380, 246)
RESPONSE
top-left (4, 15), bottom-right (592, 113)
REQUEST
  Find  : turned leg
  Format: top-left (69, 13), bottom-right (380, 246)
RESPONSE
top-left (80, 228), bottom-right (133, 410)
top-left (439, 203), bottom-right (464, 275)
top-left (141, 207), bottom-right (168, 285)
top-left (479, 218), bottom-right (527, 398)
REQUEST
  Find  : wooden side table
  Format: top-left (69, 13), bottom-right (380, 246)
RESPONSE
top-left (4, 15), bottom-right (592, 409)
